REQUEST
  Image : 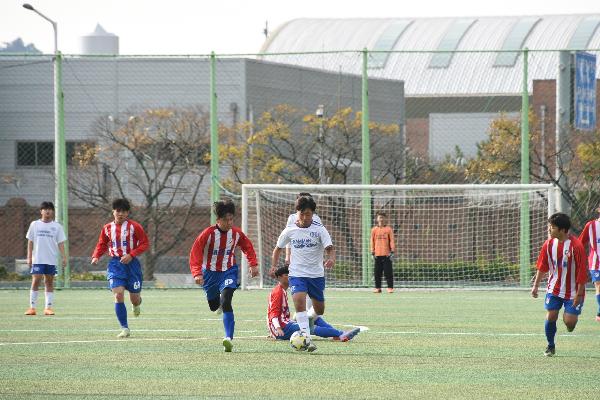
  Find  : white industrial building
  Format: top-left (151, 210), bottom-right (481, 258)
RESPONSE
top-left (0, 25), bottom-right (404, 206)
top-left (260, 15), bottom-right (600, 159)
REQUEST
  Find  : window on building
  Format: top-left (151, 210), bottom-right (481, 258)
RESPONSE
top-left (494, 17), bottom-right (540, 67)
top-left (16, 141), bottom-right (95, 167)
top-left (568, 17), bottom-right (600, 49)
top-left (429, 19), bottom-right (477, 68)
top-left (369, 20), bottom-right (413, 69)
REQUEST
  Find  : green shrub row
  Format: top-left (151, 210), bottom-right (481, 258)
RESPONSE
top-left (0, 264), bottom-right (106, 282)
top-left (331, 259), bottom-right (524, 282)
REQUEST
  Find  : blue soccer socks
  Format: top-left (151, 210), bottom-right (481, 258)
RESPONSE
top-left (596, 294), bottom-right (600, 314)
top-left (313, 325), bottom-right (343, 338)
top-left (223, 311), bottom-right (235, 339)
top-left (544, 320), bottom-right (557, 347)
top-left (314, 316), bottom-right (333, 329)
top-left (115, 302), bottom-right (128, 329)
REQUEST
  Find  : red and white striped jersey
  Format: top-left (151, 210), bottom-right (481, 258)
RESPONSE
top-left (578, 220), bottom-right (600, 271)
top-left (92, 219), bottom-right (149, 259)
top-left (267, 283), bottom-right (291, 337)
top-left (536, 235), bottom-right (588, 300)
top-left (189, 225), bottom-right (257, 278)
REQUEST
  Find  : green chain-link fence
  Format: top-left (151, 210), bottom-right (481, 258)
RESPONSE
top-left (1, 48), bottom-right (599, 288)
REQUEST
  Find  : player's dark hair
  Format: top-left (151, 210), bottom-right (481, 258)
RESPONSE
top-left (295, 195), bottom-right (316, 212)
top-left (548, 212), bottom-right (571, 232)
top-left (214, 198), bottom-right (235, 218)
top-left (40, 201), bottom-right (54, 210)
top-left (275, 266), bottom-right (289, 277)
top-left (112, 198), bottom-right (131, 212)
top-left (376, 211), bottom-right (387, 217)
top-left (297, 192), bottom-right (313, 198)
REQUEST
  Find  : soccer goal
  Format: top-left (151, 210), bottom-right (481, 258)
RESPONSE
top-left (241, 184), bottom-right (556, 289)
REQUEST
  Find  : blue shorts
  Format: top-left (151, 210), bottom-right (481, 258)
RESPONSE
top-left (590, 270), bottom-right (600, 283)
top-left (275, 322), bottom-right (300, 340)
top-left (107, 257), bottom-right (143, 293)
top-left (202, 265), bottom-right (239, 301)
top-left (30, 264), bottom-right (57, 275)
top-left (289, 276), bottom-right (325, 302)
top-left (544, 293), bottom-right (584, 315)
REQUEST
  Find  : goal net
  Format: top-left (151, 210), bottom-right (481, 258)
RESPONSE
top-left (241, 184), bottom-right (555, 289)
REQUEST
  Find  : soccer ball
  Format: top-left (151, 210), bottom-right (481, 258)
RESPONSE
top-left (289, 331), bottom-right (308, 351)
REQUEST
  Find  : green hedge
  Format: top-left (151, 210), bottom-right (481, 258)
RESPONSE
top-left (394, 260), bottom-right (520, 282)
top-left (330, 258), bottom-right (523, 283)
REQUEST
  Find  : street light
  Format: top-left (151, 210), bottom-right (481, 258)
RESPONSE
top-left (23, 3), bottom-right (69, 287)
top-left (316, 104), bottom-right (325, 184)
top-left (22, 3), bottom-right (57, 54)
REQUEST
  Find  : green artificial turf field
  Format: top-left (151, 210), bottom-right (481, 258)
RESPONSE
top-left (0, 288), bottom-right (598, 399)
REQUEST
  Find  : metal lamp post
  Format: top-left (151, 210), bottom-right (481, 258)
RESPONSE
top-left (23, 3), bottom-right (70, 287)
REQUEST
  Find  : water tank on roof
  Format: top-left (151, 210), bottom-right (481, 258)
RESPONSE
top-left (79, 24), bottom-right (119, 55)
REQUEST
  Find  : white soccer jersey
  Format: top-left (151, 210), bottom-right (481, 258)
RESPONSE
top-left (286, 212), bottom-right (322, 227)
top-left (25, 220), bottom-right (66, 265)
top-left (276, 220), bottom-right (333, 278)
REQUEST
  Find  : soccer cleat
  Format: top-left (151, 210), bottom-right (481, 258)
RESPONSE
top-left (306, 338), bottom-right (317, 352)
top-left (132, 304), bottom-right (141, 317)
top-left (339, 327), bottom-right (361, 342)
top-left (43, 308), bottom-right (55, 316)
top-left (117, 328), bottom-right (130, 339)
top-left (223, 337), bottom-right (233, 352)
top-left (373, 288), bottom-right (382, 293)
top-left (387, 288), bottom-right (394, 293)
top-left (544, 345), bottom-right (555, 357)
top-left (24, 308), bottom-right (36, 316)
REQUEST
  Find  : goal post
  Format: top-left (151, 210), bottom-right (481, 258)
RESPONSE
top-left (241, 184), bottom-right (556, 290)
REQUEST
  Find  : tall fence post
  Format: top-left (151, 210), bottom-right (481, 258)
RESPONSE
top-left (210, 52), bottom-right (219, 224)
top-left (55, 52), bottom-right (69, 288)
top-left (361, 49), bottom-right (372, 286)
top-left (519, 48), bottom-right (531, 288)
top-left (556, 50), bottom-right (572, 214)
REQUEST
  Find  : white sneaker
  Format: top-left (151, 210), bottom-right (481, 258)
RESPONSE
top-left (223, 337), bottom-right (233, 352)
top-left (132, 304), bottom-right (141, 317)
top-left (117, 328), bottom-right (130, 338)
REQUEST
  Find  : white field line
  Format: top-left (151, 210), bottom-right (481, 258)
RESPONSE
top-left (369, 330), bottom-right (600, 338)
top-left (1, 317), bottom-right (262, 321)
top-left (0, 329), bottom-right (259, 333)
top-left (0, 335), bottom-right (269, 347)
top-left (4, 325), bottom-right (600, 347)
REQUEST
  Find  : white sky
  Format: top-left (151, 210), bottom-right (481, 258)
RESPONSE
top-left (1, 0), bottom-right (599, 55)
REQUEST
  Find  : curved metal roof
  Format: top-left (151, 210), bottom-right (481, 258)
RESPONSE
top-left (259, 15), bottom-right (600, 96)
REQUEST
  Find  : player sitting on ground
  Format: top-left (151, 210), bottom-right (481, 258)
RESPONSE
top-left (268, 266), bottom-right (360, 342)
